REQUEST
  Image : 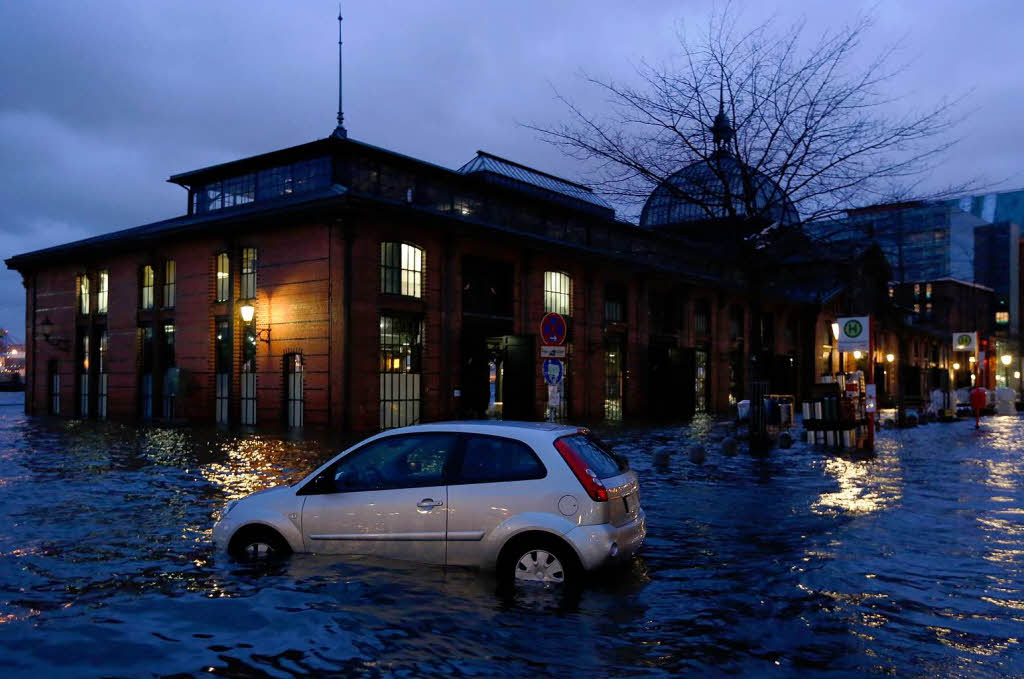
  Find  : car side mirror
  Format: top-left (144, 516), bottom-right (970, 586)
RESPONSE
top-left (298, 471), bottom-right (334, 496)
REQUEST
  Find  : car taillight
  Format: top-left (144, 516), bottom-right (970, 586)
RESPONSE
top-left (555, 437), bottom-right (608, 502)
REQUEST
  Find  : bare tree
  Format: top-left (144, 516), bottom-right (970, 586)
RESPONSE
top-left (531, 8), bottom-right (966, 228)
top-left (532, 7), bottom-right (971, 449)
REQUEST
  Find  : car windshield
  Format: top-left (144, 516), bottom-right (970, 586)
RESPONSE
top-left (558, 433), bottom-right (629, 479)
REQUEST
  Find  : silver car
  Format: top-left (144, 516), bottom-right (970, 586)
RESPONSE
top-left (213, 421), bottom-right (646, 587)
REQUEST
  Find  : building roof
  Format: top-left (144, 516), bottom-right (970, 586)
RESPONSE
top-left (458, 151), bottom-right (614, 215)
top-left (639, 151), bottom-right (799, 230)
top-left (5, 185), bottom-right (349, 268)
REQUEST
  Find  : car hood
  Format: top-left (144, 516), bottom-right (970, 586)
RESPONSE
top-left (246, 485), bottom-right (291, 500)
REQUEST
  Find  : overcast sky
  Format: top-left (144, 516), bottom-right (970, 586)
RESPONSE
top-left (1, 0), bottom-right (1022, 338)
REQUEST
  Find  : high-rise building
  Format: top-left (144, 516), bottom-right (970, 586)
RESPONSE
top-left (805, 202), bottom-right (986, 283)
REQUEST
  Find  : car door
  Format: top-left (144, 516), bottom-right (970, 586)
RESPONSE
top-left (445, 433), bottom-right (550, 567)
top-left (299, 432), bottom-right (456, 565)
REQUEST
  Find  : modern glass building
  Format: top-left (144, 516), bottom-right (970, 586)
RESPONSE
top-left (804, 202), bottom-right (986, 284)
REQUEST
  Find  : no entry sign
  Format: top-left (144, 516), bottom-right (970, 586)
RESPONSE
top-left (540, 312), bottom-right (567, 345)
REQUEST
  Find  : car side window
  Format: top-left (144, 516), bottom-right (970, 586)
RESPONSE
top-left (456, 435), bottom-right (546, 484)
top-left (328, 433), bottom-right (456, 492)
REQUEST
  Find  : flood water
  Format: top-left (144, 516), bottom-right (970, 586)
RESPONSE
top-left (2, 391), bottom-right (1023, 677)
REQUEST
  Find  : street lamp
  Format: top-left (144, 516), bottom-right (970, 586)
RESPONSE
top-left (239, 303), bottom-right (255, 323)
top-left (1002, 354), bottom-right (1013, 388)
top-left (953, 362), bottom-right (960, 371)
top-left (886, 353), bottom-right (895, 363)
top-left (831, 322), bottom-right (840, 340)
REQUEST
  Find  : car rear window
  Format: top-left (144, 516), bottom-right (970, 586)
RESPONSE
top-left (557, 433), bottom-right (628, 479)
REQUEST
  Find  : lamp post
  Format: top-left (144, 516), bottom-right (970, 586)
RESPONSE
top-left (1001, 353), bottom-right (1013, 390)
top-left (831, 322), bottom-right (841, 374)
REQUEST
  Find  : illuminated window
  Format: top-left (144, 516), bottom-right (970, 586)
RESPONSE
top-left (78, 275), bottom-right (90, 315)
top-left (888, 285), bottom-right (894, 299)
top-left (925, 283), bottom-right (932, 299)
top-left (241, 248), bottom-right (257, 299)
top-left (544, 271), bottom-right (572, 316)
top-left (163, 260), bottom-right (176, 308)
top-left (913, 284), bottom-right (921, 299)
top-left (914, 303), bottom-right (921, 314)
top-left (97, 271), bottom-right (108, 314)
top-left (216, 253), bottom-right (230, 302)
top-left (996, 311), bottom-right (1010, 324)
top-left (141, 265), bottom-right (154, 310)
top-left (380, 242), bottom-right (423, 298)
top-left (925, 302), bottom-right (932, 317)
top-left (379, 314), bottom-right (423, 430)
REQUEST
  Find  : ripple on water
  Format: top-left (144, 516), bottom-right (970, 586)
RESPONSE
top-left (1, 394), bottom-right (1024, 677)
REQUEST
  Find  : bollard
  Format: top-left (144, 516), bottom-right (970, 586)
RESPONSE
top-left (689, 445), bottom-right (706, 464)
top-left (721, 437), bottom-right (738, 456)
top-left (778, 432), bottom-right (794, 449)
top-left (653, 448), bottom-right (673, 467)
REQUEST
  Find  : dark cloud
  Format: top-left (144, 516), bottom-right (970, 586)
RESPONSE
top-left (1, 0), bottom-right (1021, 337)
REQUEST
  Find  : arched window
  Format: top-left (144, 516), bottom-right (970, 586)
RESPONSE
top-left (544, 271), bottom-right (572, 316)
top-left (380, 242), bottom-right (424, 298)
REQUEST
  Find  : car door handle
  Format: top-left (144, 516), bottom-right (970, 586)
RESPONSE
top-left (417, 499), bottom-right (443, 509)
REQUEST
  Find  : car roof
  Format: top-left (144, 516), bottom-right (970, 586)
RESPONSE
top-left (381, 420), bottom-right (579, 437)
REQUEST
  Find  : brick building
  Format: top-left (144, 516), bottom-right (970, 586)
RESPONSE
top-left (10, 112), bottom-right (947, 433)
top-left (7, 128), bottom-right (843, 431)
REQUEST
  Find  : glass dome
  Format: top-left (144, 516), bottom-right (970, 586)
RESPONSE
top-left (639, 152), bottom-right (798, 230)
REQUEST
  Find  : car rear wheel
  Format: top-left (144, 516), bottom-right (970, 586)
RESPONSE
top-left (229, 526), bottom-right (291, 562)
top-left (499, 534), bottom-right (581, 591)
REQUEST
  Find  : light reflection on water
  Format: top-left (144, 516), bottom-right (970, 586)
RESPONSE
top-left (0, 392), bottom-right (1024, 677)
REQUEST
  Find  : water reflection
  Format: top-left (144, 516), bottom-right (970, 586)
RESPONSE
top-left (812, 451), bottom-right (903, 516)
top-left (2, 393), bottom-right (1024, 676)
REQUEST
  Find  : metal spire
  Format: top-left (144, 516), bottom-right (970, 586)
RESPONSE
top-left (711, 68), bottom-right (733, 151)
top-left (333, 3), bottom-right (347, 138)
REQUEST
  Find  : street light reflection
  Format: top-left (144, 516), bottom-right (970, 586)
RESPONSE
top-left (813, 453), bottom-right (902, 516)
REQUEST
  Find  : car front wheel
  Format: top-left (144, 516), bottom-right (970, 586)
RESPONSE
top-left (228, 526), bottom-right (291, 562)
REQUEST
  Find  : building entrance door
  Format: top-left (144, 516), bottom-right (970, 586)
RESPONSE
top-left (459, 325), bottom-right (534, 421)
top-left (500, 335), bottom-right (535, 421)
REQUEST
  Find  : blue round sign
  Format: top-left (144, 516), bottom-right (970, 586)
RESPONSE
top-left (542, 359), bottom-right (564, 385)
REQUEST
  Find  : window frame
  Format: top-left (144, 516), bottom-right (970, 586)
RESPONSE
top-left (240, 247), bottom-right (257, 300)
top-left (141, 265), bottom-right (155, 310)
top-left (163, 260), bottom-right (176, 309)
top-left (380, 241), bottom-right (424, 298)
top-left (78, 274), bottom-right (90, 316)
top-left (447, 433), bottom-right (548, 486)
top-left (97, 270), bottom-right (109, 315)
top-left (297, 432), bottom-right (458, 496)
top-left (215, 252), bottom-right (230, 302)
top-left (543, 271), bottom-right (572, 317)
